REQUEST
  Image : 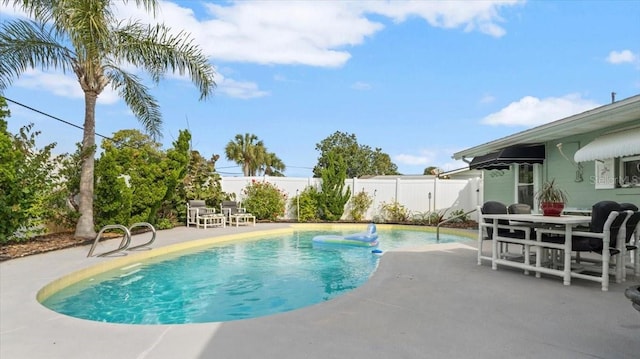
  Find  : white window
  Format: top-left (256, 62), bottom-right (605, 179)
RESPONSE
top-left (619, 155), bottom-right (640, 187)
top-left (516, 164), bottom-right (535, 208)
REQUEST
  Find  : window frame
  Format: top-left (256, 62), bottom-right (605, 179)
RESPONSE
top-left (619, 155), bottom-right (640, 187)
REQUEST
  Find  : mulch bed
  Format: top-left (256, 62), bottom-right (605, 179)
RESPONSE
top-left (1, 232), bottom-right (98, 261)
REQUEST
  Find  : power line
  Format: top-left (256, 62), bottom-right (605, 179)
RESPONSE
top-left (3, 96), bottom-right (316, 173)
top-left (2, 96), bottom-right (121, 144)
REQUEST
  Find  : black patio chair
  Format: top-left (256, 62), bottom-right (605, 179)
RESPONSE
top-left (537, 200), bottom-right (630, 285)
top-left (508, 203), bottom-right (532, 214)
top-left (620, 211), bottom-right (640, 279)
top-left (477, 201), bottom-right (531, 267)
top-left (619, 202), bottom-right (639, 211)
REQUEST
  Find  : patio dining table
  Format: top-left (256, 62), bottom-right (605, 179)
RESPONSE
top-left (482, 213), bottom-right (597, 288)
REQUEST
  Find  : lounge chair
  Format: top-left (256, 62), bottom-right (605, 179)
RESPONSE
top-left (220, 200), bottom-right (256, 227)
top-left (187, 200), bottom-right (225, 229)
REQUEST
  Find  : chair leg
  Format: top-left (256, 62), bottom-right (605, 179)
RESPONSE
top-left (615, 255), bottom-right (623, 284)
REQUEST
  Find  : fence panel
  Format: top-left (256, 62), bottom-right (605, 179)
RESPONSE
top-left (220, 176), bottom-right (481, 221)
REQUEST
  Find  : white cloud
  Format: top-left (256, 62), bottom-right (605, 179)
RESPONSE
top-left (351, 81), bottom-right (372, 90)
top-left (606, 50), bottom-right (638, 65)
top-left (365, 0), bottom-right (522, 37)
top-left (481, 94), bottom-right (600, 127)
top-left (216, 74), bottom-right (269, 99)
top-left (0, 2), bottom-right (28, 17)
top-left (395, 148), bottom-right (470, 174)
top-left (395, 153), bottom-right (431, 166)
top-left (14, 69), bottom-right (120, 104)
top-left (394, 149), bottom-right (439, 166)
top-left (113, 0), bottom-right (521, 68)
top-left (4, 0), bottom-right (521, 101)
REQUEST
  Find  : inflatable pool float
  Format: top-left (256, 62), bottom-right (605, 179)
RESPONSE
top-left (312, 223), bottom-right (379, 247)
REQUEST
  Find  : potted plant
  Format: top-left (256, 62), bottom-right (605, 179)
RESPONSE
top-left (535, 179), bottom-right (568, 216)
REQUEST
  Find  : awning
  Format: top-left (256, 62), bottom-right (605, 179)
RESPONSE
top-left (574, 127), bottom-right (640, 162)
top-left (469, 145), bottom-right (545, 170)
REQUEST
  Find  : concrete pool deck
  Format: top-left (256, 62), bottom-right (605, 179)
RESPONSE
top-left (1, 223), bottom-right (639, 359)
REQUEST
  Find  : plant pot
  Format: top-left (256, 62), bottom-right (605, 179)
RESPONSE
top-left (541, 202), bottom-right (564, 216)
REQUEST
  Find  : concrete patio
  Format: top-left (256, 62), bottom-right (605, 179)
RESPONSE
top-left (1, 223), bottom-right (639, 359)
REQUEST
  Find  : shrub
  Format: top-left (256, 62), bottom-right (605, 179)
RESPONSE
top-left (348, 190), bottom-right (373, 221)
top-left (293, 186), bottom-right (321, 222)
top-left (318, 150), bottom-right (350, 221)
top-left (0, 119), bottom-right (62, 242)
top-left (379, 201), bottom-right (410, 223)
top-left (155, 218), bottom-right (174, 230)
top-left (242, 180), bottom-right (287, 221)
top-left (447, 209), bottom-right (469, 223)
top-left (410, 211), bottom-right (431, 225)
top-left (431, 208), bottom-right (451, 224)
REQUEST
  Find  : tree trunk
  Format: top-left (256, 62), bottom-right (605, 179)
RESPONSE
top-left (74, 92), bottom-right (98, 239)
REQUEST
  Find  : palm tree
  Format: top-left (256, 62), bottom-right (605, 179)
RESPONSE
top-left (224, 133), bottom-right (267, 176)
top-left (0, 0), bottom-right (216, 238)
top-left (261, 152), bottom-right (286, 177)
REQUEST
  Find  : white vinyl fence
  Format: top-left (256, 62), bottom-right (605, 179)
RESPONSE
top-left (221, 176), bottom-right (482, 222)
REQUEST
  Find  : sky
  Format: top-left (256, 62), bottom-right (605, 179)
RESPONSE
top-left (2, 0), bottom-right (639, 177)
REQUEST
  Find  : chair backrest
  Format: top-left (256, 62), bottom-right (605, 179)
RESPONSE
top-left (187, 200), bottom-right (207, 223)
top-left (590, 201), bottom-right (621, 233)
top-left (508, 203), bottom-right (531, 214)
top-left (188, 200), bottom-right (207, 209)
top-left (624, 211), bottom-right (640, 243)
top-left (607, 211), bottom-right (630, 249)
top-left (221, 200), bottom-right (240, 215)
top-left (620, 202), bottom-right (639, 211)
top-left (481, 201), bottom-right (508, 238)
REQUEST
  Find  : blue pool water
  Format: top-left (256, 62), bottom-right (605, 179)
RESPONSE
top-left (41, 229), bottom-right (469, 324)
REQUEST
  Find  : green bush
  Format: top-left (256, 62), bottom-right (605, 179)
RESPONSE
top-left (242, 180), bottom-right (287, 221)
top-left (293, 186), bottom-right (321, 222)
top-left (429, 208), bottom-right (451, 224)
top-left (348, 190), bottom-right (372, 221)
top-left (0, 118), bottom-right (62, 242)
top-left (447, 209), bottom-right (469, 223)
top-left (410, 211), bottom-right (431, 225)
top-left (379, 201), bottom-right (410, 223)
top-left (155, 218), bottom-right (174, 230)
top-left (318, 150), bottom-right (350, 221)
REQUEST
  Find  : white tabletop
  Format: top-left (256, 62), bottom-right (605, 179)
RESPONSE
top-left (482, 213), bottom-right (591, 225)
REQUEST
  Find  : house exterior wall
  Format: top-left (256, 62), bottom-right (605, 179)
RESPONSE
top-left (483, 169), bottom-right (516, 206)
top-left (544, 127), bottom-right (640, 208)
top-left (482, 121), bottom-right (640, 211)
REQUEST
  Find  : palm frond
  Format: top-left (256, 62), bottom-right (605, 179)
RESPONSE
top-left (105, 67), bottom-right (162, 139)
top-left (112, 22), bottom-right (216, 100)
top-left (0, 19), bottom-right (75, 90)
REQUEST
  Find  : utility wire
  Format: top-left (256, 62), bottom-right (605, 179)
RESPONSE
top-left (2, 96), bottom-right (121, 144)
top-left (2, 95), bottom-right (313, 174)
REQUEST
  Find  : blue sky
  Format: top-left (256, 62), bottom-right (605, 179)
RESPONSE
top-left (2, 0), bottom-right (639, 176)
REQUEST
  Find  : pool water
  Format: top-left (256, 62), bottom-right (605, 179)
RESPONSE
top-left (41, 229), bottom-right (468, 324)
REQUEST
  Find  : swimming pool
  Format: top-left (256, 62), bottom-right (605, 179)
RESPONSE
top-left (40, 226), bottom-right (473, 325)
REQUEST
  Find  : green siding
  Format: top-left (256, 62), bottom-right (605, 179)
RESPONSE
top-left (482, 123), bottom-right (640, 209)
top-left (484, 169), bottom-right (516, 205)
